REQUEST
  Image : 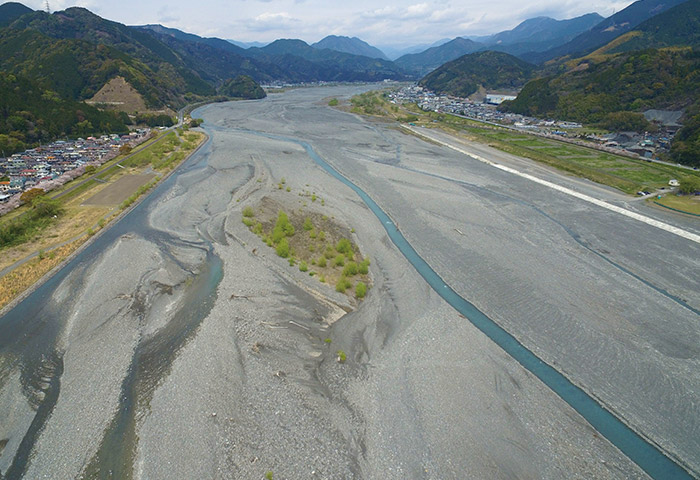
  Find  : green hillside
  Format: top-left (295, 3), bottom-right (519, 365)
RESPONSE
top-left (219, 75), bottom-right (266, 99)
top-left (500, 48), bottom-right (700, 165)
top-left (0, 8), bottom-right (216, 106)
top-left (0, 72), bottom-right (129, 154)
top-left (419, 51), bottom-right (534, 97)
top-left (605, 0), bottom-right (700, 53)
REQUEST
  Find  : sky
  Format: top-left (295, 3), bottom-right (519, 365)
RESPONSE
top-left (22, 0), bottom-right (636, 47)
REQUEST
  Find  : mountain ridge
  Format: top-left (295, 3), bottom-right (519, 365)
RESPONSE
top-left (312, 35), bottom-right (388, 60)
top-left (524, 0), bottom-right (691, 63)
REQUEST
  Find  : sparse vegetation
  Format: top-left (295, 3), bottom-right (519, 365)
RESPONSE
top-left (240, 198), bottom-right (371, 298)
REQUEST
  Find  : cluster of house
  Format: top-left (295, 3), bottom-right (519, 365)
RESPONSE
top-left (0, 130), bottom-right (150, 204)
top-left (388, 85), bottom-right (676, 160)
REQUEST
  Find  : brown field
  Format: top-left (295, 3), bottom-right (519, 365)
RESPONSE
top-left (83, 174), bottom-right (156, 206)
top-left (0, 238), bottom-right (86, 308)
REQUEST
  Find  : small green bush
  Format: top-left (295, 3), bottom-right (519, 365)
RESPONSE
top-left (343, 262), bottom-right (358, 276)
top-left (276, 238), bottom-right (290, 258)
top-left (299, 261), bottom-right (308, 272)
top-left (303, 217), bottom-right (313, 231)
top-left (334, 254), bottom-right (345, 267)
top-left (318, 231), bottom-right (325, 241)
top-left (242, 217), bottom-right (254, 227)
top-left (242, 206), bottom-right (254, 217)
top-left (356, 282), bottom-right (367, 298)
top-left (335, 275), bottom-right (352, 292)
top-left (336, 350), bottom-right (346, 363)
top-left (324, 245), bottom-right (335, 259)
top-left (317, 256), bottom-right (327, 268)
top-left (336, 238), bottom-right (352, 254)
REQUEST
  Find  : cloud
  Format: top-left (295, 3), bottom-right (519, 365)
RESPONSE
top-left (157, 6), bottom-right (180, 25)
top-left (402, 3), bottom-right (430, 19)
top-left (247, 12), bottom-right (302, 32)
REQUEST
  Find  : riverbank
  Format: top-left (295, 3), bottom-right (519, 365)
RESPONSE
top-left (1, 86), bottom-right (697, 479)
top-left (0, 128), bottom-right (208, 315)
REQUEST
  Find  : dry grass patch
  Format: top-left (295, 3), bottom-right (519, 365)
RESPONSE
top-left (0, 238), bottom-right (86, 309)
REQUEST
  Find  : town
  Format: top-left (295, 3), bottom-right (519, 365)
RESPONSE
top-left (389, 85), bottom-right (682, 163)
top-left (0, 129), bottom-right (151, 210)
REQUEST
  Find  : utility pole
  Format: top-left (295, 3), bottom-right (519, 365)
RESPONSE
top-left (44, 1), bottom-right (50, 14)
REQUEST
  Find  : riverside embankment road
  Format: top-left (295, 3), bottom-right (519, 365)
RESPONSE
top-left (0, 85), bottom-right (697, 479)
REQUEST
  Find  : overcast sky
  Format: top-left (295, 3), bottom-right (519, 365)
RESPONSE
top-left (23, 0), bottom-right (635, 47)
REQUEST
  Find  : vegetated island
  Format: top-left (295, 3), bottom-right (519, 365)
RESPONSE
top-left (240, 190), bottom-right (371, 301)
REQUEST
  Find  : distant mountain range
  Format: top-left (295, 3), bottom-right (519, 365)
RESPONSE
top-left (394, 13), bottom-right (604, 75)
top-left (474, 14), bottom-right (604, 57)
top-left (312, 35), bottom-right (388, 60)
top-left (523, 0), bottom-right (690, 63)
top-left (395, 37), bottom-right (483, 76)
top-left (3, 0), bottom-right (698, 163)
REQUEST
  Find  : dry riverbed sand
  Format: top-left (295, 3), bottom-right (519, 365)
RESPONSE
top-left (1, 85), bottom-right (697, 479)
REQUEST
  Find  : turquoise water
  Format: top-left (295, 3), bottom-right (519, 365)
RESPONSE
top-left (267, 131), bottom-right (691, 480)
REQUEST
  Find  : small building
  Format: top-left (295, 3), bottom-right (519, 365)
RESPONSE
top-left (669, 179), bottom-right (680, 187)
top-left (484, 94), bottom-right (516, 105)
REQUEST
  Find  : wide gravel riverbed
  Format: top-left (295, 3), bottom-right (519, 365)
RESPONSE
top-left (0, 85), bottom-right (698, 479)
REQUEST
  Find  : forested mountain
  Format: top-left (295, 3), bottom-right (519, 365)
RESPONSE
top-left (312, 35), bottom-right (388, 60)
top-left (137, 24), bottom-right (249, 56)
top-left (525, 0), bottom-right (690, 63)
top-left (244, 39), bottom-right (407, 81)
top-left (219, 75), bottom-right (266, 99)
top-left (0, 3), bottom-right (268, 155)
top-left (0, 7), bottom-right (218, 107)
top-left (395, 37), bottom-right (483, 76)
top-left (419, 51), bottom-right (534, 98)
top-left (493, 0), bottom-right (700, 165)
top-left (475, 14), bottom-right (604, 56)
top-left (600, 0), bottom-right (700, 54)
top-left (500, 48), bottom-right (700, 164)
top-left (136, 29), bottom-right (406, 82)
top-left (0, 72), bottom-right (129, 154)
top-left (0, 1), bottom-right (29, 26)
